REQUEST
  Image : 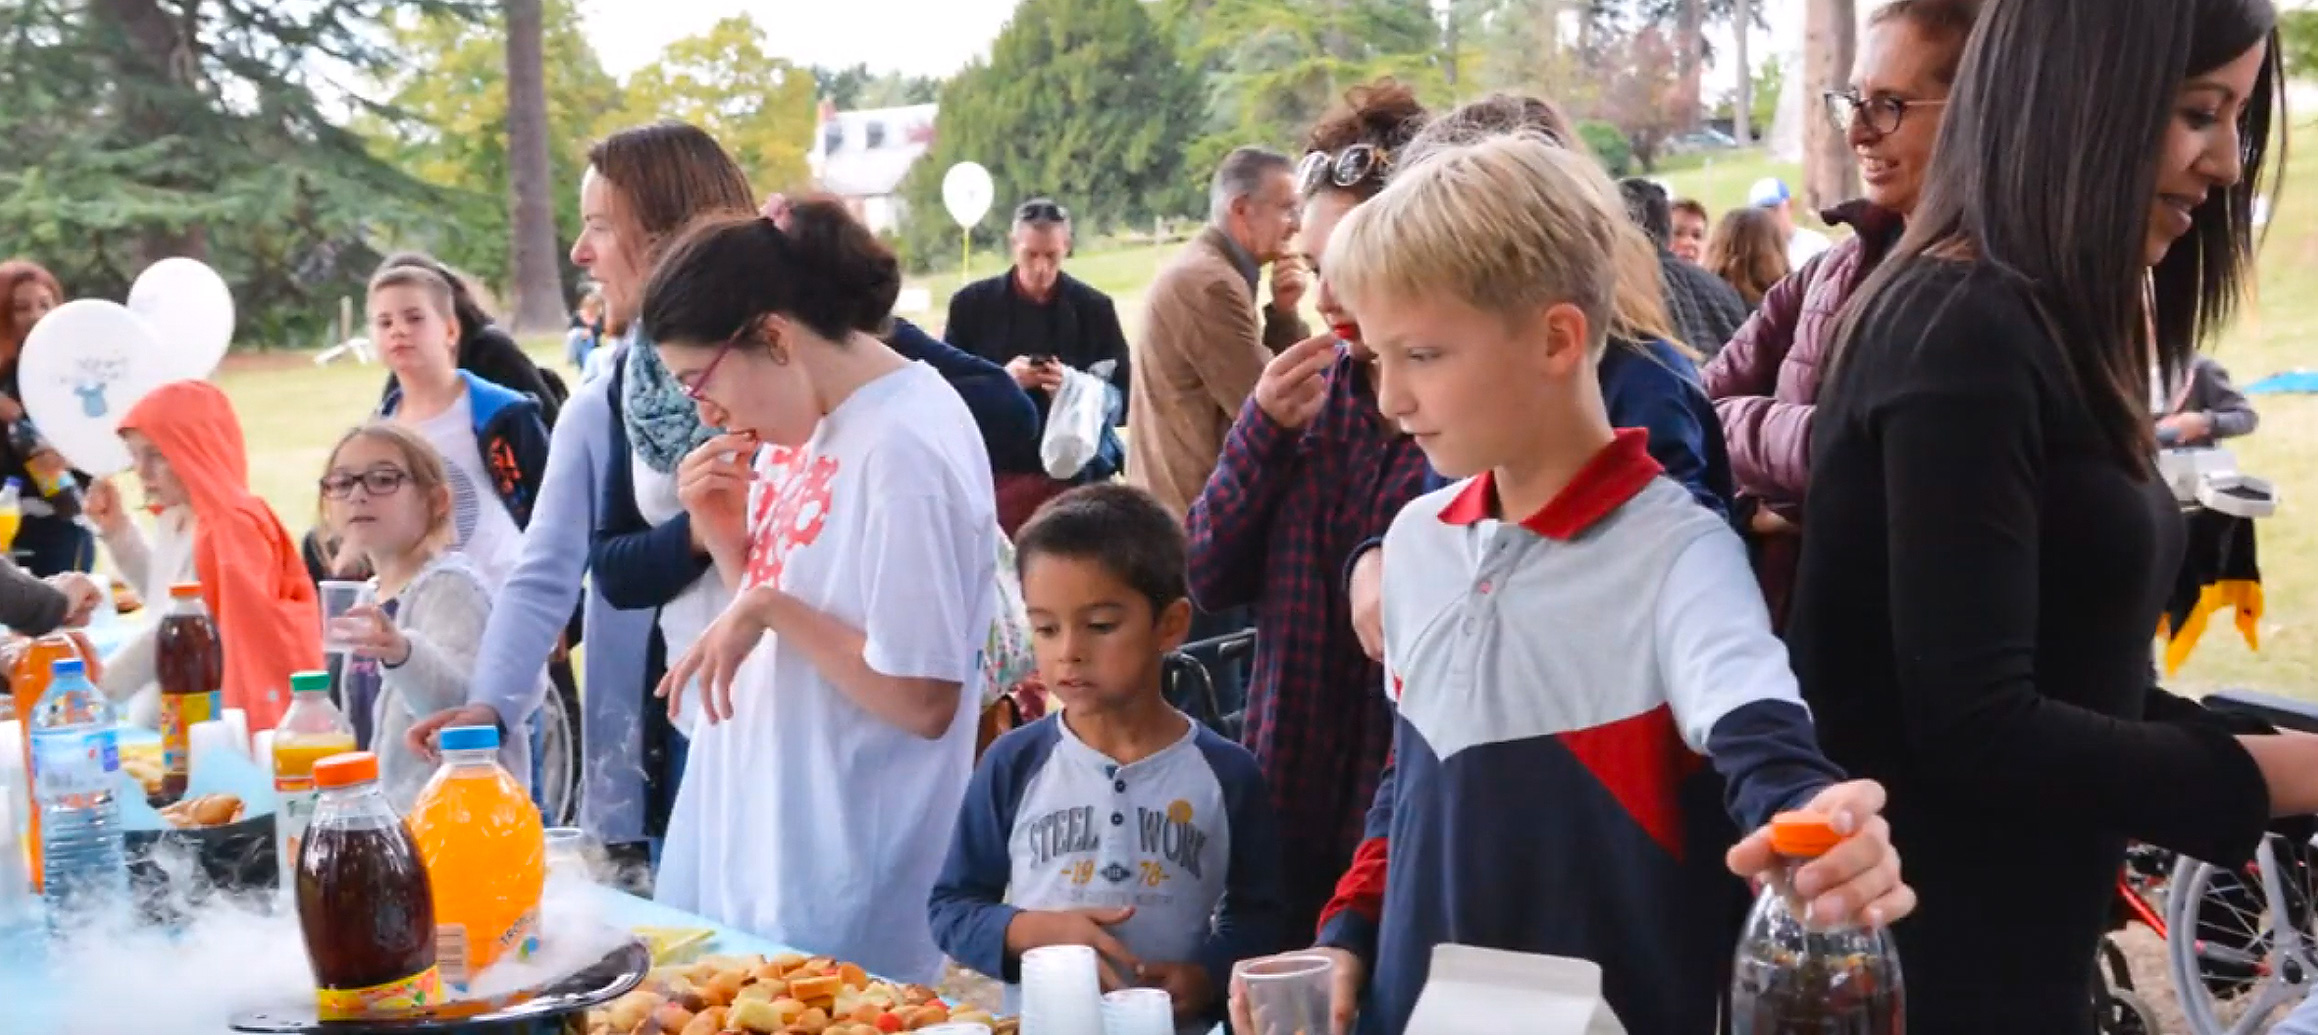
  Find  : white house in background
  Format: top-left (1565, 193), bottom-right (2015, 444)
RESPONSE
top-left (808, 101), bottom-right (938, 236)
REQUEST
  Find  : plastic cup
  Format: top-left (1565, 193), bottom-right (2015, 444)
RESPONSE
top-left (318, 580), bottom-right (376, 654)
top-left (544, 826), bottom-right (602, 884)
top-left (251, 731), bottom-right (276, 779)
top-left (1020, 944), bottom-right (1105, 1035)
top-left (1100, 987), bottom-right (1174, 1035)
top-left (1235, 954), bottom-right (1336, 1035)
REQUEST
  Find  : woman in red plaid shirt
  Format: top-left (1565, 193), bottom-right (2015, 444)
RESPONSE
top-left (1184, 79), bottom-right (1437, 940)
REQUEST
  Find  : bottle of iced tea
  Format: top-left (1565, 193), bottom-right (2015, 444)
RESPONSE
top-left (155, 582), bottom-right (223, 803)
top-left (273, 671), bottom-right (355, 883)
top-left (1731, 811), bottom-right (1905, 1035)
top-left (298, 751), bottom-right (442, 1020)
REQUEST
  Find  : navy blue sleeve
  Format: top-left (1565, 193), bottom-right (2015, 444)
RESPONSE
top-left (1601, 342), bottom-right (1734, 521)
top-left (505, 407), bottom-right (552, 530)
top-left (930, 719), bottom-right (1060, 982)
top-left (587, 438), bottom-right (713, 610)
top-left (1705, 701), bottom-right (1846, 832)
top-left (891, 319), bottom-right (1039, 471)
top-left (1192, 731), bottom-right (1289, 988)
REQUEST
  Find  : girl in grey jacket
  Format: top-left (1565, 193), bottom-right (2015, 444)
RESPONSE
top-left (316, 422), bottom-right (532, 809)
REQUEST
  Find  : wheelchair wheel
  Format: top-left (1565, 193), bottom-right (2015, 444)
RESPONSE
top-left (2168, 834), bottom-right (2318, 1035)
top-left (2099, 989), bottom-right (2162, 1035)
top-left (534, 658), bottom-right (582, 826)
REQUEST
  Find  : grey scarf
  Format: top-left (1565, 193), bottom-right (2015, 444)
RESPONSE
top-left (621, 329), bottom-right (716, 473)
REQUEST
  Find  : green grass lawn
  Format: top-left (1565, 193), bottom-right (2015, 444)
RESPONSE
top-left (209, 142), bottom-right (2315, 699)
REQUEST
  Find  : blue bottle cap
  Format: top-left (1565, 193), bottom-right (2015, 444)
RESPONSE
top-left (49, 658), bottom-right (83, 678)
top-left (437, 725), bottom-right (499, 752)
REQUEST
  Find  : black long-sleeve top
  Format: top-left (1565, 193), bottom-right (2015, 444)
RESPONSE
top-left (1786, 259), bottom-right (2271, 1034)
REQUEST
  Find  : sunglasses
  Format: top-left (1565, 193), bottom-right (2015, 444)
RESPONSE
top-left (319, 468), bottom-right (410, 500)
top-left (1297, 144), bottom-right (1391, 197)
top-left (1015, 200), bottom-right (1069, 224)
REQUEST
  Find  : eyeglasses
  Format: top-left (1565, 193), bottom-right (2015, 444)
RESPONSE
top-left (1297, 144), bottom-right (1391, 197)
top-left (1015, 200), bottom-right (1069, 225)
top-left (684, 329), bottom-right (744, 403)
top-left (319, 468), bottom-right (410, 500)
top-left (1823, 89), bottom-right (1948, 138)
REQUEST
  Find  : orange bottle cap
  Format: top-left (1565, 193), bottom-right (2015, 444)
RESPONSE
top-left (1769, 811), bottom-right (1844, 858)
top-left (168, 582), bottom-right (203, 598)
top-left (312, 751), bottom-right (379, 789)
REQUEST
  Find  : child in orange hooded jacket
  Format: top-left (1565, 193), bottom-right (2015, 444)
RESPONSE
top-left (108, 381), bottom-right (323, 730)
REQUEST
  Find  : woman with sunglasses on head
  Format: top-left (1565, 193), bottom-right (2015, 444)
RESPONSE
top-left (1184, 78), bottom-right (1438, 941)
top-left (1703, 0), bottom-right (1976, 630)
top-left (641, 198), bottom-right (995, 984)
top-left (1787, 0), bottom-right (2317, 1029)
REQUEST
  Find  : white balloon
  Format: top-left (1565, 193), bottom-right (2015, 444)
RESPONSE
top-left (18, 300), bottom-right (172, 477)
top-left (126, 257), bottom-right (235, 381)
top-left (942, 162), bottom-right (995, 229)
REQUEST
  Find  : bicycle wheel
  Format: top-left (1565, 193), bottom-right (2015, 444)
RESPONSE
top-left (2167, 834), bottom-right (2318, 1035)
top-left (534, 661), bottom-right (582, 826)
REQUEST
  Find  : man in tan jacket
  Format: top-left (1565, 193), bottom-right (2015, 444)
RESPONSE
top-left (1128, 146), bottom-right (1312, 519)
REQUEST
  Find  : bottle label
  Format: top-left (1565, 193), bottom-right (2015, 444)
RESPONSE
top-left (276, 789), bottom-right (317, 868)
top-left (159, 691), bottom-right (221, 778)
top-left (315, 966), bottom-right (443, 1020)
top-left (30, 727), bottom-right (118, 797)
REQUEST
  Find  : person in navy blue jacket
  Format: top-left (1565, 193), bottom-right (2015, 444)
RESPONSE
top-left (884, 316), bottom-right (1040, 474)
top-left (931, 484), bottom-right (1286, 1029)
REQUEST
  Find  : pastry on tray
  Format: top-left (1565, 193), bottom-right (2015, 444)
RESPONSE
top-left (589, 952), bottom-right (1018, 1035)
top-left (160, 793), bottom-right (244, 829)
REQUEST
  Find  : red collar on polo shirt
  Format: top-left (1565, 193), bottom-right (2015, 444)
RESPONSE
top-left (1436, 428), bottom-right (1663, 540)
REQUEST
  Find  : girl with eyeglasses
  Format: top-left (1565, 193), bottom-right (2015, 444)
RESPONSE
top-left (317, 422), bottom-right (526, 809)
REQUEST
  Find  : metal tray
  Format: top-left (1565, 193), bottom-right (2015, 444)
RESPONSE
top-left (227, 935), bottom-right (648, 1034)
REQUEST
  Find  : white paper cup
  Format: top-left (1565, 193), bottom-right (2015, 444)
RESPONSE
top-left (251, 731), bottom-right (276, 779)
top-left (1235, 954), bottom-right (1336, 1035)
top-left (1020, 944), bottom-right (1105, 1035)
top-left (221, 708), bottom-right (250, 758)
top-left (1101, 986), bottom-right (1174, 1035)
top-left (187, 719), bottom-right (239, 785)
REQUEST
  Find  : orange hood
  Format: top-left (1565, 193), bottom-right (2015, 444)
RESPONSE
top-left (120, 381), bottom-right (321, 730)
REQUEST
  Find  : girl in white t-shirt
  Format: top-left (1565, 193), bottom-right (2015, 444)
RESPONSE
top-left (643, 199), bottom-right (997, 984)
top-left (367, 264), bottom-right (552, 592)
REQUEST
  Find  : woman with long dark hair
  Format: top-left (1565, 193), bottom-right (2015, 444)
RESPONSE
top-left (1787, 0), bottom-right (2318, 1029)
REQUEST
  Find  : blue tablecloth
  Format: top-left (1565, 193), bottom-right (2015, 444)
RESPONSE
top-left (0, 885), bottom-right (781, 1033)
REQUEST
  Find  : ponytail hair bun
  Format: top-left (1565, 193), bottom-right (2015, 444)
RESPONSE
top-left (641, 194), bottom-right (903, 347)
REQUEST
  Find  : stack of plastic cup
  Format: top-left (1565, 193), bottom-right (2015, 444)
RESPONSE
top-left (1019, 944), bottom-right (1105, 1035)
top-left (187, 720), bottom-right (242, 783)
top-left (1101, 987), bottom-right (1174, 1035)
top-left (1235, 954), bottom-right (1337, 1035)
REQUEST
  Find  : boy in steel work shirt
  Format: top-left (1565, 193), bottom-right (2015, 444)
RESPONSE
top-left (930, 484), bottom-right (1286, 1031)
top-left (1229, 134), bottom-right (1916, 1035)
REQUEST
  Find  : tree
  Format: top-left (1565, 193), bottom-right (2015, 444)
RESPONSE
top-left (614, 15), bottom-right (819, 194)
top-left (505, 0), bottom-right (567, 333)
top-left (1598, 24), bottom-right (1685, 171)
top-left (0, 0), bottom-right (491, 346)
top-left (896, 0), bottom-right (1202, 270)
top-left (1802, 0), bottom-right (1858, 209)
top-left (360, 0), bottom-right (620, 295)
top-left (814, 64), bottom-right (943, 109)
top-left (2282, 9), bottom-right (2318, 77)
top-left (1732, 0), bottom-right (1753, 142)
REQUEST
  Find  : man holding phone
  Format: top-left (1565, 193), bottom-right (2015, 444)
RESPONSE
top-left (945, 198), bottom-right (1134, 532)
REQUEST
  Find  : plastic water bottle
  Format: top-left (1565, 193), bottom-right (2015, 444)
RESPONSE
top-left (29, 657), bottom-right (127, 930)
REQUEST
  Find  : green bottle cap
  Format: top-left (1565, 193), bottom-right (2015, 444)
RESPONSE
top-left (289, 671), bottom-right (332, 694)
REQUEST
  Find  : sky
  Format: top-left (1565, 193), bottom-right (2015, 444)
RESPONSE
top-left (580, 0), bottom-right (1806, 98)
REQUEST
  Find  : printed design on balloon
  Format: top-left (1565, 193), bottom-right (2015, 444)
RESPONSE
top-left (66, 355), bottom-right (129, 418)
top-left (744, 447), bottom-right (841, 592)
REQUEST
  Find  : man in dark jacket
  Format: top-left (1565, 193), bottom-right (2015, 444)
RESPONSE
top-left (1620, 178), bottom-right (1749, 356)
top-left (943, 198), bottom-right (1132, 532)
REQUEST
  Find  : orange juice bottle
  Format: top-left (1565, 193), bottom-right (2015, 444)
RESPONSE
top-left (10, 633), bottom-right (96, 892)
top-left (273, 671), bottom-right (356, 879)
top-left (406, 725), bottom-right (541, 991)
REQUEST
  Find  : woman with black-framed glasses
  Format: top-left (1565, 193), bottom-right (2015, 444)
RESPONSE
top-left (1703, 0), bottom-right (1978, 629)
